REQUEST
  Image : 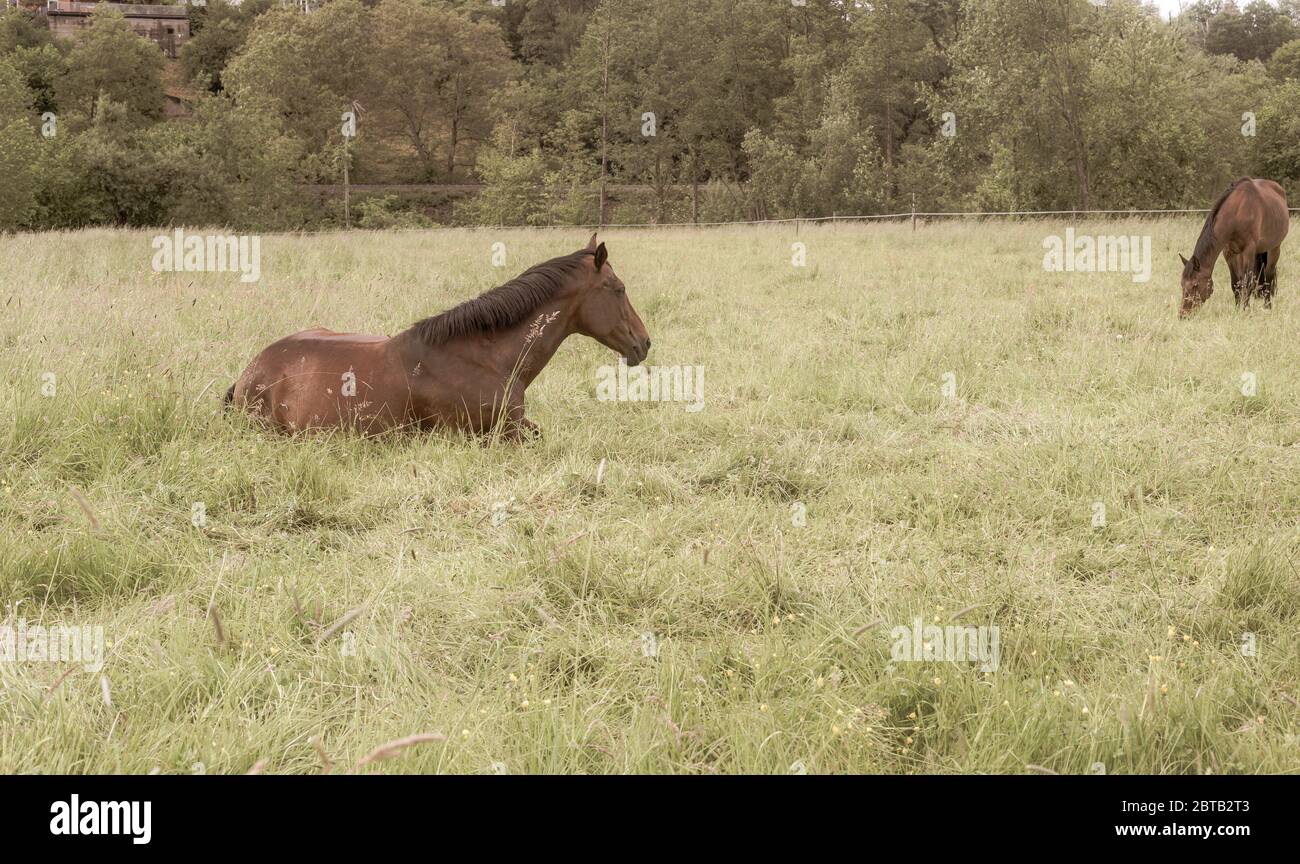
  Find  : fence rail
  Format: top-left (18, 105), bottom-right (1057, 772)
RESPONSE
top-left (570, 207), bottom-right (1300, 230)
top-left (582, 209), bottom-right (1213, 230)
top-left (297, 184), bottom-right (1300, 230)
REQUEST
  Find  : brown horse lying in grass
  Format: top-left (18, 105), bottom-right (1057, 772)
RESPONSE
top-left (1179, 177), bottom-right (1289, 316)
top-left (227, 234), bottom-right (650, 440)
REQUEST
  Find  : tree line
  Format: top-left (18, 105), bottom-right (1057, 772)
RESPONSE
top-left (4, 0), bottom-right (1300, 230)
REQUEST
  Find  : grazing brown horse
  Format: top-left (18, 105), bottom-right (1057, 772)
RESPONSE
top-left (227, 235), bottom-right (650, 440)
top-left (1179, 178), bottom-right (1289, 316)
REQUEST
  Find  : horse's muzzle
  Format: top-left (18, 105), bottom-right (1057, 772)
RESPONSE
top-left (624, 338), bottom-right (651, 367)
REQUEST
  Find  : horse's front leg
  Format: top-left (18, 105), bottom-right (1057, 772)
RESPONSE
top-left (501, 417), bottom-right (541, 443)
top-left (1259, 246), bottom-right (1281, 309)
top-left (1228, 254), bottom-right (1245, 307)
top-left (1238, 248), bottom-right (1263, 308)
top-left (499, 399), bottom-right (541, 443)
top-left (517, 417), bottom-right (542, 440)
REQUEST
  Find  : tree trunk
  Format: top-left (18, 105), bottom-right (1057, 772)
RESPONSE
top-left (599, 30), bottom-right (610, 228)
top-left (883, 52), bottom-right (894, 208)
top-left (446, 77), bottom-right (462, 180)
top-left (655, 151), bottom-right (665, 224)
top-left (343, 139), bottom-right (351, 230)
top-left (691, 146), bottom-right (700, 224)
top-left (447, 114), bottom-right (459, 181)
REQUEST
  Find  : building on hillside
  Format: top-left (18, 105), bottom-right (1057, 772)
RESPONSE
top-left (38, 1), bottom-right (192, 59)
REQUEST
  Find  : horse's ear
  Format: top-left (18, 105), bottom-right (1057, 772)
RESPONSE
top-left (593, 242), bottom-right (608, 271)
top-left (1191, 255), bottom-right (1200, 272)
top-left (586, 232), bottom-right (599, 251)
top-left (1179, 253), bottom-right (1188, 267)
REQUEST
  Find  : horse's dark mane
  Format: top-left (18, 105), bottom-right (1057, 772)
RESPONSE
top-left (408, 250), bottom-right (593, 346)
top-left (1190, 177), bottom-right (1252, 268)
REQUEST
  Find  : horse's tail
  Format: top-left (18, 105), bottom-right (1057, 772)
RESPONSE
top-left (223, 383), bottom-right (236, 409)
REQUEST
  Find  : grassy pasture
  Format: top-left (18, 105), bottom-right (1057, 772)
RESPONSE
top-left (0, 219), bottom-right (1297, 774)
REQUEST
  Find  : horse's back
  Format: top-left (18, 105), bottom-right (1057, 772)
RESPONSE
top-left (1243, 178), bottom-right (1287, 213)
top-left (1222, 179), bottom-right (1290, 249)
top-left (1251, 179), bottom-right (1290, 245)
top-left (1254, 178), bottom-right (1287, 202)
top-left (281, 327), bottom-right (390, 345)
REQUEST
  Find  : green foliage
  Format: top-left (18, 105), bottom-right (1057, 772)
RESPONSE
top-left (935, 0), bottom-right (1268, 212)
top-left (68, 97), bottom-right (172, 226)
top-left (1268, 37), bottom-right (1300, 78)
top-left (57, 6), bottom-right (164, 122)
top-left (367, 0), bottom-right (512, 182)
top-left (8, 0), bottom-right (1300, 228)
top-left (1203, 0), bottom-right (1298, 62)
top-left (150, 94), bottom-right (306, 229)
top-left (0, 9), bottom-right (63, 113)
top-left (0, 7), bottom-right (54, 54)
top-left (223, 0), bottom-right (371, 172)
top-left (467, 141), bottom-right (553, 226)
top-left (181, 0), bottom-right (265, 93)
top-left (744, 72), bottom-right (885, 219)
top-left (0, 58), bottom-right (39, 230)
top-left (1254, 77), bottom-right (1300, 185)
top-left (27, 92), bottom-right (303, 230)
top-left (352, 195), bottom-right (435, 230)
top-left (10, 43), bottom-right (65, 115)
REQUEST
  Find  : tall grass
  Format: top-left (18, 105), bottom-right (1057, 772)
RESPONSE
top-left (0, 220), bottom-right (1296, 774)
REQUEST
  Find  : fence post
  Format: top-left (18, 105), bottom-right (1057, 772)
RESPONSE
top-left (911, 193), bottom-right (917, 232)
top-left (342, 143), bottom-right (350, 230)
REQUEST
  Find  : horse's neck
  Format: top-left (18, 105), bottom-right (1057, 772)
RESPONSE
top-left (405, 299), bottom-right (575, 389)
top-left (495, 301), bottom-right (574, 387)
top-left (1196, 217), bottom-right (1224, 263)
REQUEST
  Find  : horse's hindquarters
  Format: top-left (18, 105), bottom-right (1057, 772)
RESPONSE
top-left (232, 330), bottom-right (410, 433)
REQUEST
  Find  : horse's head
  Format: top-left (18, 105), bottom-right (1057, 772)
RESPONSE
top-left (1179, 253), bottom-right (1212, 317)
top-left (572, 234), bottom-right (651, 366)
